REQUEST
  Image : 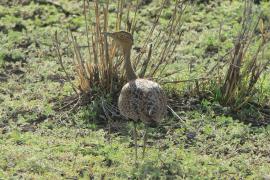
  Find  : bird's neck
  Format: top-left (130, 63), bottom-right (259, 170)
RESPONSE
top-left (123, 47), bottom-right (137, 81)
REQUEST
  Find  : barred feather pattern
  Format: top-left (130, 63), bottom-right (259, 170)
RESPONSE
top-left (118, 79), bottom-right (167, 126)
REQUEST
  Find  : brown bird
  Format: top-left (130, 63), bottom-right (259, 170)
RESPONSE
top-left (104, 31), bottom-right (167, 162)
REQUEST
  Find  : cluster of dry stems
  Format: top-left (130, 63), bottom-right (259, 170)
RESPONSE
top-left (54, 0), bottom-right (269, 112)
top-left (54, 0), bottom-right (185, 99)
top-left (220, 1), bottom-right (270, 109)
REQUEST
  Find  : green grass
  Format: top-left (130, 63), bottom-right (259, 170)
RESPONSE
top-left (0, 0), bottom-right (270, 179)
top-left (1, 113), bottom-right (270, 179)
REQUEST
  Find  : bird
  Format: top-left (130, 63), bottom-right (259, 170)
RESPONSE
top-left (104, 31), bottom-right (167, 162)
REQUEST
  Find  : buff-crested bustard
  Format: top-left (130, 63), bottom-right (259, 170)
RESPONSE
top-left (104, 31), bottom-right (167, 162)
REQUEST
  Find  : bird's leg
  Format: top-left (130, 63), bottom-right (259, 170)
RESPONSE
top-left (142, 126), bottom-right (148, 159)
top-left (133, 121), bottom-right (138, 164)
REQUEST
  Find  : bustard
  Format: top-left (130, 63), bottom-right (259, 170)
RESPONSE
top-left (104, 31), bottom-right (167, 162)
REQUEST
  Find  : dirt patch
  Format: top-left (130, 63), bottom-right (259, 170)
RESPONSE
top-left (47, 74), bottom-right (69, 83)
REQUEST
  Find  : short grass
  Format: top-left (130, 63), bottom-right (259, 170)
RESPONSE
top-left (1, 112), bottom-right (270, 179)
top-left (0, 0), bottom-right (270, 179)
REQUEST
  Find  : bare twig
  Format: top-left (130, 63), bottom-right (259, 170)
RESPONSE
top-left (160, 77), bottom-right (212, 84)
top-left (53, 31), bottom-right (78, 94)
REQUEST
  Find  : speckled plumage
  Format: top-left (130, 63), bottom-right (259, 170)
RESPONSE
top-left (106, 31), bottom-right (167, 160)
top-left (118, 79), bottom-right (167, 126)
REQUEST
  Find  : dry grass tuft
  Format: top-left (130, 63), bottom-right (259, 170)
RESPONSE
top-left (54, 0), bottom-right (186, 102)
top-left (208, 1), bottom-right (270, 109)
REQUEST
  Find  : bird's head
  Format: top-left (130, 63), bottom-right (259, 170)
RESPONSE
top-left (104, 31), bottom-right (133, 51)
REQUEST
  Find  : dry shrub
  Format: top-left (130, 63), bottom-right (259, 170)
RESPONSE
top-left (207, 1), bottom-right (270, 110)
top-left (54, 0), bottom-right (186, 102)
